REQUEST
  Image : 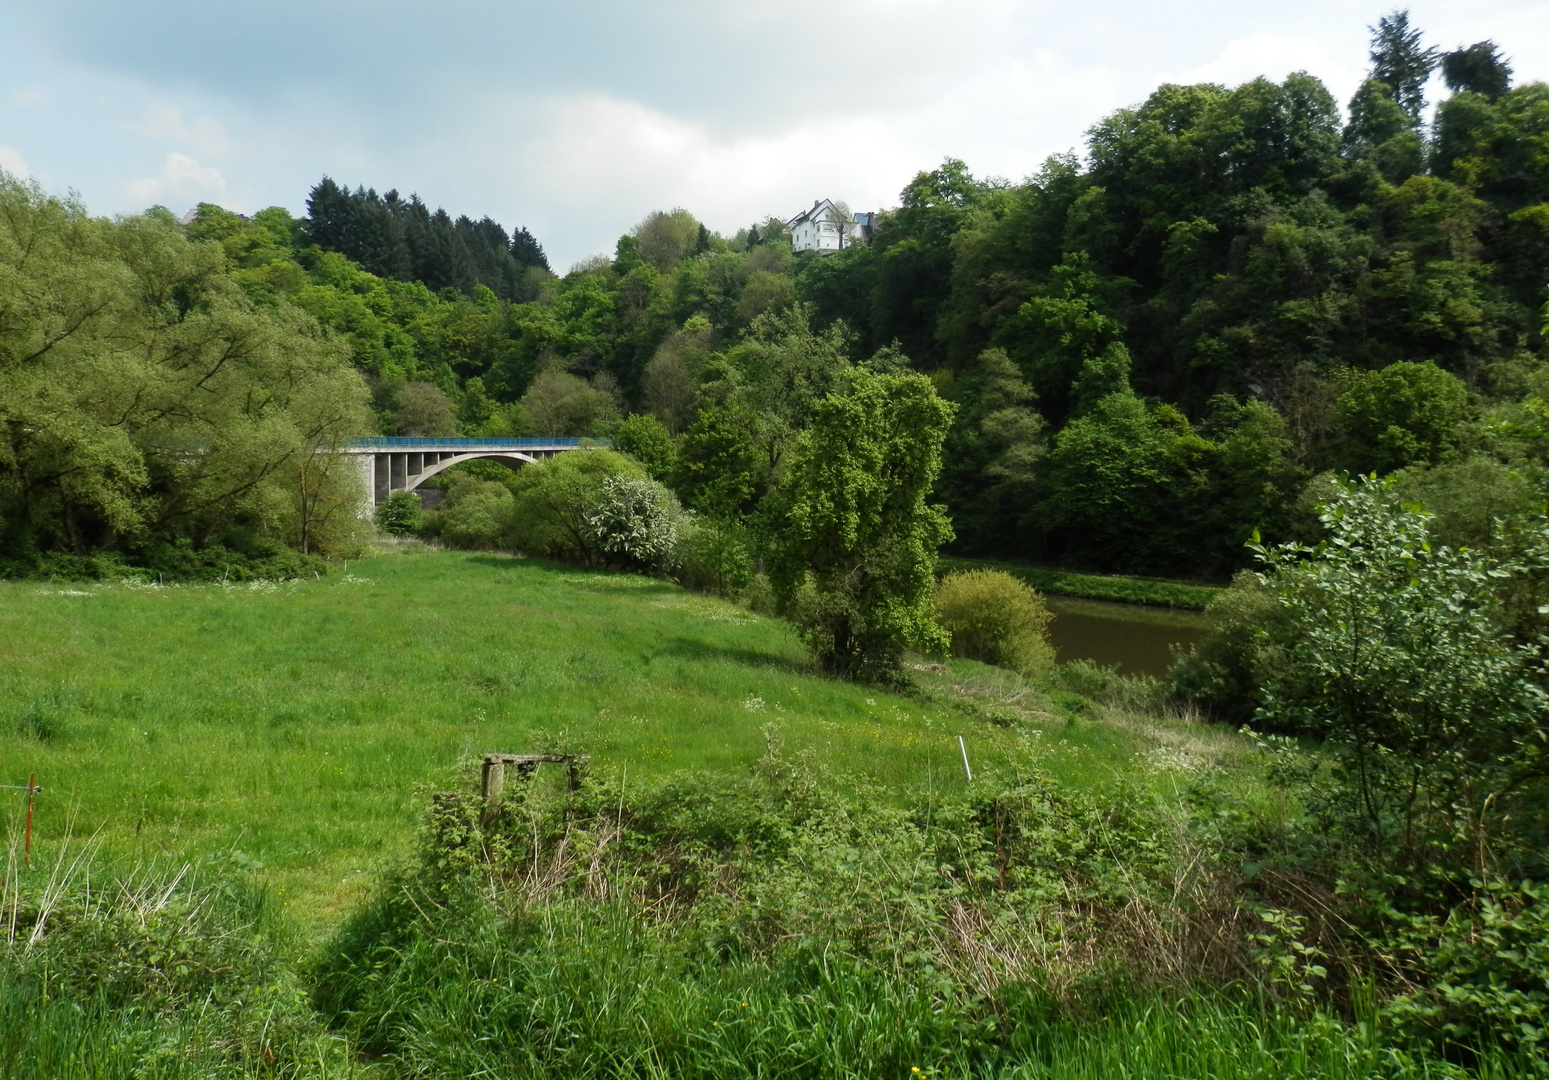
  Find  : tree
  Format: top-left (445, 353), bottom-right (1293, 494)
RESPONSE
top-left (936, 348), bottom-right (1047, 553)
top-left (827, 200), bottom-right (854, 250)
top-left (395, 382), bottom-right (459, 436)
top-left (1039, 389), bottom-right (1188, 571)
top-left (631, 209), bottom-right (703, 272)
top-left (1367, 10), bottom-right (1438, 125)
top-left (1441, 41), bottom-right (1512, 100)
top-left (996, 252), bottom-right (1125, 424)
top-left (765, 369), bottom-right (955, 680)
top-left (510, 226), bottom-right (550, 271)
top-left (1335, 361), bottom-right (1467, 474)
top-left (672, 403), bottom-right (766, 520)
top-left (0, 177), bottom-right (371, 574)
top-left (1344, 79), bottom-right (1423, 179)
top-left (613, 413), bottom-right (675, 480)
top-left (518, 370), bottom-right (619, 437)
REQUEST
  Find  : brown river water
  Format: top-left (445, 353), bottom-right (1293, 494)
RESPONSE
top-left (1044, 597), bottom-right (1208, 677)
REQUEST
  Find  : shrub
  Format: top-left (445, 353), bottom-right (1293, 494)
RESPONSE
top-left (376, 491), bottom-right (424, 536)
top-left (1167, 570), bottom-right (1282, 724)
top-left (583, 476), bottom-right (681, 573)
top-left (933, 569), bottom-right (1055, 676)
top-left (507, 450), bottom-right (645, 564)
top-left (437, 477), bottom-right (514, 550)
top-left (673, 516), bottom-right (753, 597)
top-left (1254, 476), bottom-right (1549, 882)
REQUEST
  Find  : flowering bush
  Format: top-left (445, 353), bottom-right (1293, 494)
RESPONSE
top-left (583, 476), bottom-right (681, 572)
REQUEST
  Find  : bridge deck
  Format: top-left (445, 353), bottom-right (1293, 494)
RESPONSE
top-left (345, 437), bottom-right (599, 452)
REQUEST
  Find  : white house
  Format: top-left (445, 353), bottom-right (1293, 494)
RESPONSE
top-left (788, 199), bottom-right (872, 254)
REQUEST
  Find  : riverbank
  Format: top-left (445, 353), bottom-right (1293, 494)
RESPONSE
top-left (939, 556), bottom-right (1222, 610)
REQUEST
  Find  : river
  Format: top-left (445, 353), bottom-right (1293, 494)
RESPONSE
top-left (1044, 596), bottom-right (1207, 677)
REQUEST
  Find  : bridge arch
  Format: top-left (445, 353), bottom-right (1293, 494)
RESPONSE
top-left (344, 438), bottom-right (597, 507)
top-left (407, 451), bottom-right (538, 491)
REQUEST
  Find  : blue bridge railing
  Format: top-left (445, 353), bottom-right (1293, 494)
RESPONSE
top-left (347, 437), bottom-right (605, 449)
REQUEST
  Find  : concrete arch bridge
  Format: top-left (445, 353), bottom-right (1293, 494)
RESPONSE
top-left (344, 437), bottom-right (600, 506)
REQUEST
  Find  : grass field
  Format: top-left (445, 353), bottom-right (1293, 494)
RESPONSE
top-left (0, 544), bottom-right (1228, 926)
top-left (5, 546), bottom-right (1541, 1078)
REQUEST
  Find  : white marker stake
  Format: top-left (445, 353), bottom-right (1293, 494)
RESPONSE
top-left (958, 735), bottom-right (973, 783)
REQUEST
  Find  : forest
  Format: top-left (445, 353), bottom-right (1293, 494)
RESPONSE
top-left (4, 13), bottom-right (1547, 587)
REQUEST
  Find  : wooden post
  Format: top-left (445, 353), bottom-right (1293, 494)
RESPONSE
top-left (482, 757), bottom-right (506, 807)
top-left (24, 773), bottom-right (34, 868)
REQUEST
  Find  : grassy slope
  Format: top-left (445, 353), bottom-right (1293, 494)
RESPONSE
top-left (0, 545), bottom-right (1238, 926)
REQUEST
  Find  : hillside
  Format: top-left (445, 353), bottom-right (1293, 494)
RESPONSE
top-left (0, 544), bottom-right (1225, 920)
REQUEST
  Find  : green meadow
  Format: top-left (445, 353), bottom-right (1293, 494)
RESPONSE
top-left (0, 544), bottom-right (1213, 924)
top-left (5, 547), bottom-right (1543, 1079)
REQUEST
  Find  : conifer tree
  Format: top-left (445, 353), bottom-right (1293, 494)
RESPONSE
top-left (1368, 10), bottom-right (1437, 124)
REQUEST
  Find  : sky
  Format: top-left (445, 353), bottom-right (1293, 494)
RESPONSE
top-left (1, 1), bottom-right (1546, 270)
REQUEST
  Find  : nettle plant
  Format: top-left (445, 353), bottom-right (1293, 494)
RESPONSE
top-left (1250, 477), bottom-right (1549, 889)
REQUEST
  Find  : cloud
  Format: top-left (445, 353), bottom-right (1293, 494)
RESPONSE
top-left (1166, 34), bottom-right (1365, 101)
top-left (2, 0), bottom-right (1548, 265)
top-left (129, 103), bottom-right (234, 159)
top-left (0, 145), bottom-right (29, 177)
top-left (125, 151), bottom-right (226, 208)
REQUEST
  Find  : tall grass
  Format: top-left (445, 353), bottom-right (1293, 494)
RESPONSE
top-left (0, 819), bottom-right (365, 1078)
top-left (312, 764), bottom-right (1541, 1080)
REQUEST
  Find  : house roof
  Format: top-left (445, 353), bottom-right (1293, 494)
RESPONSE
top-left (787, 198), bottom-right (838, 228)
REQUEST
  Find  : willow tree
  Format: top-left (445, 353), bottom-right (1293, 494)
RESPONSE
top-left (0, 174), bottom-right (371, 572)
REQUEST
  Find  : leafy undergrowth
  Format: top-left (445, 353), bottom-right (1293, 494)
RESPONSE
top-left (307, 753), bottom-right (1540, 1079)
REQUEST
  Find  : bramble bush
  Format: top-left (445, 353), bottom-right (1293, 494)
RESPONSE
top-left (315, 754), bottom-right (1210, 1078)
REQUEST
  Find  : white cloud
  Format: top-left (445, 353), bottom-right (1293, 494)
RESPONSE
top-left (129, 102), bottom-right (234, 159)
top-left (0, 145), bottom-right (29, 177)
top-left (3, 0), bottom-right (1548, 265)
top-left (1166, 34), bottom-right (1359, 92)
top-left (125, 151), bottom-right (226, 208)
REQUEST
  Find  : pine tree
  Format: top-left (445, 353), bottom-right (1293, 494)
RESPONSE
top-left (510, 226), bottom-right (549, 272)
top-left (1441, 41), bottom-right (1512, 100)
top-left (1368, 10), bottom-right (1438, 124)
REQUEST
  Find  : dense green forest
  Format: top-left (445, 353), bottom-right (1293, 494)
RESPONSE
top-left (4, 11), bottom-right (1548, 586)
